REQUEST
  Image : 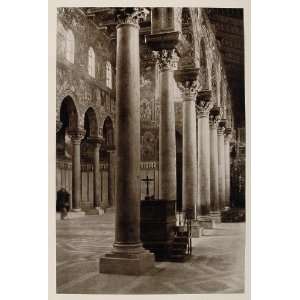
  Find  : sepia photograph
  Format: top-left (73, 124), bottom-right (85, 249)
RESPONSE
top-left (52, 2), bottom-right (249, 297)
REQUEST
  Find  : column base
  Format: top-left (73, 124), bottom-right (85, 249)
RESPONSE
top-left (209, 211), bottom-right (222, 224)
top-left (191, 220), bottom-right (203, 238)
top-left (197, 215), bottom-right (213, 229)
top-left (67, 211), bottom-right (86, 219)
top-left (99, 250), bottom-right (155, 275)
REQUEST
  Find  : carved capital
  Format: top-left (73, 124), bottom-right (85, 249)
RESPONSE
top-left (196, 90), bottom-right (213, 118)
top-left (87, 135), bottom-right (104, 146)
top-left (115, 8), bottom-right (149, 26)
top-left (225, 127), bottom-right (232, 142)
top-left (209, 106), bottom-right (221, 129)
top-left (174, 68), bottom-right (200, 99)
top-left (217, 126), bottom-right (225, 136)
top-left (153, 49), bottom-right (179, 71)
top-left (67, 128), bottom-right (86, 144)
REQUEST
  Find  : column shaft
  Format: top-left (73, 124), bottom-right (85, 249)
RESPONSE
top-left (108, 151), bottom-right (116, 207)
top-left (182, 98), bottom-right (197, 218)
top-left (218, 128), bottom-right (226, 209)
top-left (69, 130), bottom-right (85, 211)
top-left (114, 22), bottom-right (142, 248)
top-left (224, 135), bottom-right (231, 207)
top-left (93, 144), bottom-right (100, 208)
top-left (210, 123), bottom-right (219, 211)
top-left (197, 115), bottom-right (210, 215)
top-left (159, 69), bottom-right (177, 201)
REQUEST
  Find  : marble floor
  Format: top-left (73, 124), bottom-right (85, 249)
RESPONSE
top-left (56, 210), bottom-right (245, 294)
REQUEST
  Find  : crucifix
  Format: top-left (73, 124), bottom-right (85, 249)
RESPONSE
top-left (141, 175), bottom-right (154, 199)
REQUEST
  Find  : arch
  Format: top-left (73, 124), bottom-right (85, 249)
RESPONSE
top-left (200, 38), bottom-right (209, 90)
top-left (59, 95), bottom-right (79, 130)
top-left (88, 47), bottom-right (95, 78)
top-left (211, 63), bottom-right (218, 104)
top-left (66, 29), bottom-right (75, 63)
top-left (83, 107), bottom-right (98, 137)
top-left (102, 116), bottom-right (114, 148)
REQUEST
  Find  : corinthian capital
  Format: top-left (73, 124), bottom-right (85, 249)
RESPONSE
top-left (153, 49), bottom-right (179, 71)
top-left (115, 8), bottom-right (149, 26)
top-left (225, 127), bottom-right (232, 142)
top-left (196, 90), bottom-right (213, 117)
top-left (209, 106), bottom-right (221, 129)
top-left (174, 67), bottom-right (200, 99)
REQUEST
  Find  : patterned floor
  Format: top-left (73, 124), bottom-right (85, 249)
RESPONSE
top-left (56, 210), bottom-right (245, 294)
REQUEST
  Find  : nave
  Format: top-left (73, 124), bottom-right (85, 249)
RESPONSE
top-left (56, 210), bottom-right (245, 294)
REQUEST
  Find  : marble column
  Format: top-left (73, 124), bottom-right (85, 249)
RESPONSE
top-left (196, 90), bottom-right (213, 216)
top-left (209, 108), bottom-right (220, 213)
top-left (217, 121), bottom-right (226, 210)
top-left (108, 149), bottom-right (116, 207)
top-left (88, 136), bottom-right (103, 208)
top-left (154, 49), bottom-right (178, 202)
top-left (68, 128), bottom-right (85, 212)
top-left (174, 68), bottom-right (199, 219)
top-left (100, 8), bottom-right (154, 275)
top-left (224, 128), bottom-right (232, 207)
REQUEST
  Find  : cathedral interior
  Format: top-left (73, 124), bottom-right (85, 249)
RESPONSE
top-left (56, 7), bottom-right (246, 294)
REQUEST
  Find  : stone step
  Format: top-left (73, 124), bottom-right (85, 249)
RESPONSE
top-left (169, 254), bottom-right (190, 262)
top-left (85, 209), bottom-right (100, 215)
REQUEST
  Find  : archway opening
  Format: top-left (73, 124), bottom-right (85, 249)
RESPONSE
top-left (57, 96), bottom-right (78, 159)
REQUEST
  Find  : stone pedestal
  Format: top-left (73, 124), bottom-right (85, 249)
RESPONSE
top-left (190, 219), bottom-right (203, 237)
top-left (99, 8), bottom-right (154, 275)
top-left (140, 199), bottom-right (176, 260)
top-left (100, 251), bottom-right (154, 276)
top-left (209, 211), bottom-right (222, 224)
top-left (197, 215), bottom-right (213, 229)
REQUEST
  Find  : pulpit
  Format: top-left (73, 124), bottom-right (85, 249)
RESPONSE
top-left (140, 199), bottom-right (176, 260)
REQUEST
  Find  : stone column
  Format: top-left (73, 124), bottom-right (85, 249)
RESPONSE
top-left (68, 128), bottom-right (85, 212)
top-left (196, 90), bottom-right (213, 216)
top-left (100, 8), bottom-right (154, 275)
top-left (154, 49), bottom-right (178, 202)
top-left (217, 121), bottom-right (226, 210)
top-left (108, 149), bottom-right (116, 207)
top-left (209, 108), bottom-right (220, 216)
top-left (174, 68), bottom-right (199, 219)
top-left (224, 128), bottom-right (232, 207)
top-left (88, 136), bottom-right (103, 208)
